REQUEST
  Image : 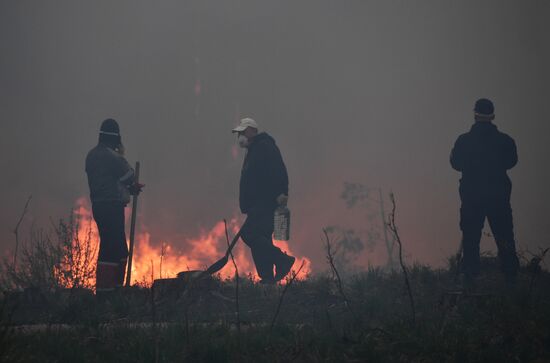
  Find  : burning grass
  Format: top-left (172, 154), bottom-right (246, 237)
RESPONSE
top-left (72, 197), bottom-right (311, 286)
top-left (1, 197), bottom-right (311, 292)
top-left (1, 198), bottom-right (549, 361)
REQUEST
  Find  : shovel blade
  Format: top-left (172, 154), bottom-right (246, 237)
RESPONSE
top-left (203, 227), bottom-right (242, 276)
top-left (206, 255), bottom-right (229, 275)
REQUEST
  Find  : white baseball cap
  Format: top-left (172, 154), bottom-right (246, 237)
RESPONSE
top-left (232, 117), bottom-right (259, 133)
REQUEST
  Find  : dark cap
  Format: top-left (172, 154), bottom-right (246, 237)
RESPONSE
top-left (100, 118), bottom-right (120, 136)
top-left (474, 98), bottom-right (494, 117)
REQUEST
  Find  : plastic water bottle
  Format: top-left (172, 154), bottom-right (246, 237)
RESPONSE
top-left (273, 206), bottom-right (291, 241)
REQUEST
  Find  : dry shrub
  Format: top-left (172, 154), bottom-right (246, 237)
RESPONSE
top-left (1, 211), bottom-right (98, 292)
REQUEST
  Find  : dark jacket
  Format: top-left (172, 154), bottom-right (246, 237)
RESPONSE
top-left (239, 133), bottom-right (289, 214)
top-left (86, 143), bottom-right (135, 205)
top-left (450, 122), bottom-right (517, 199)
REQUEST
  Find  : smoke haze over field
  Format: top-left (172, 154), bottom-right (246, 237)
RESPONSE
top-left (1, 1), bottom-right (549, 272)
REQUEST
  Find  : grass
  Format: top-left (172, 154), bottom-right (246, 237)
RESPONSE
top-left (1, 258), bottom-right (550, 363)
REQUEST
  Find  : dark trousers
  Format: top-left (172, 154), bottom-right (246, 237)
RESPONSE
top-left (241, 209), bottom-right (287, 280)
top-left (92, 202), bottom-right (128, 290)
top-left (460, 194), bottom-right (519, 278)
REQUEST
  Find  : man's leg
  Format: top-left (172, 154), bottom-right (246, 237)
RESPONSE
top-left (487, 197), bottom-right (519, 281)
top-left (241, 211), bottom-right (275, 281)
top-left (250, 210), bottom-right (295, 281)
top-left (93, 203), bottom-right (128, 292)
top-left (241, 210), bottom-right (283, 282)
top-left (274, 253), bottom-right (295, 281)
top-left (460, 199), bottom-right (485, 279)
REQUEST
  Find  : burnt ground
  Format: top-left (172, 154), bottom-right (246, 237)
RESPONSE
top-left (1, 259), bottom-right (550, 362)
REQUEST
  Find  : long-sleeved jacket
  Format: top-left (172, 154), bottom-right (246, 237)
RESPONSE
top-left (450, 122), bottom-right (517, 199)
top-left (85, 143), bottom-right (135, 204)
top-left (239, 133), bottom-right (289, 214)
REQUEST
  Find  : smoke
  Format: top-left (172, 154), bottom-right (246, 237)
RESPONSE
top-left (1, 1), bottom-right (549, 272)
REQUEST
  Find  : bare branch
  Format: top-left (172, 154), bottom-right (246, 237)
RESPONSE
top-left (159, 242), bottom-right (166, 280)
top-left (224, 219), bottom-right (240, 338)
top-left (13, 195), bottom-right (32, 268)
top-left (269, 260), bottom-right (305, 334)
top-left (150, 260), bottom-right (159, 363)
top-left (323, 228), bottom-right (356, 319)
top-left (387, 193), bottom-right (416, 326)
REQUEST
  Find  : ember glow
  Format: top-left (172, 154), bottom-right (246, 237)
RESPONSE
top-left (71, 198), bottom-right (311, 287)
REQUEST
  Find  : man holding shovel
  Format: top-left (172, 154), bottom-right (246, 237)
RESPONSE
top-left (233, 118), bottom-right (295, 284)
top-left (86, 119), bottom-right (143, 294)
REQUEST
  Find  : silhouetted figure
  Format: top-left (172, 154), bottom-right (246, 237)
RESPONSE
top-left (450, 99), bottom-right (519, 283)
top-left (233, 118), bottom-right (295, 284)
top-left (85, 119), bottom-right (142, 293)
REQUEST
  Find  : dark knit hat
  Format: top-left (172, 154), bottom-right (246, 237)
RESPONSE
top-left (474, 98), bottom-right (494, 117)
top-left (100, 118), bottom-right (120, 136)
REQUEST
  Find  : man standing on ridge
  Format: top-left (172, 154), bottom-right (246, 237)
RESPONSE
top-left (450, 99), bottom-right (519, 285)
top-left (233, 117), bottom-right (295, 284)
top-left (86, 119), bottom-right (143, 294)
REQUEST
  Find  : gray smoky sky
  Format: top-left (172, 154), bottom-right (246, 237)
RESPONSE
top-left (1, 1), bottom-right (549, 271)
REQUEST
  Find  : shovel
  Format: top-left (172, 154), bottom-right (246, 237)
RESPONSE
top-left (203, 227), bottom-right (243, 276)
top-left (125, 161), bottom-right (140, 287)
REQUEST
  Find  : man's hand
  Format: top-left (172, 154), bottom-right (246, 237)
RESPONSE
top-left (116, 144), bottom-right (125, 156)
top-left (276, 194), bottom-right (288, 206)
top-left (129, 182), bottom-right (145, 196)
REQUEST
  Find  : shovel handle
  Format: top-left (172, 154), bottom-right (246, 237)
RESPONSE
top-left (225, 229), bottom-right (242, 257)
top-left (203, 226), bottom-right (243, 276)
top-left (125, 161), bottom-right (140, 287)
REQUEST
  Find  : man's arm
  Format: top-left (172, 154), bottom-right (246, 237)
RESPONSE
top-left (109, 149), bottom-right (135, 186)
top-left (450, 136), bottom-right (465, 172)
top-left (503, 136), bottom-right (518, 170)
top-left (266, 144), bottom-right (289, 198)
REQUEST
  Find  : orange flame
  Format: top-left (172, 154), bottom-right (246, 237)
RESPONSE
top-left (72, 198), bottom-right (311, 287)
top-left (55, 197), bottom-right (99, 289)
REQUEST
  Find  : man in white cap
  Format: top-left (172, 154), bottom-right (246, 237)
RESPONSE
top-left (232, 117), bottom-right (295, 284)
